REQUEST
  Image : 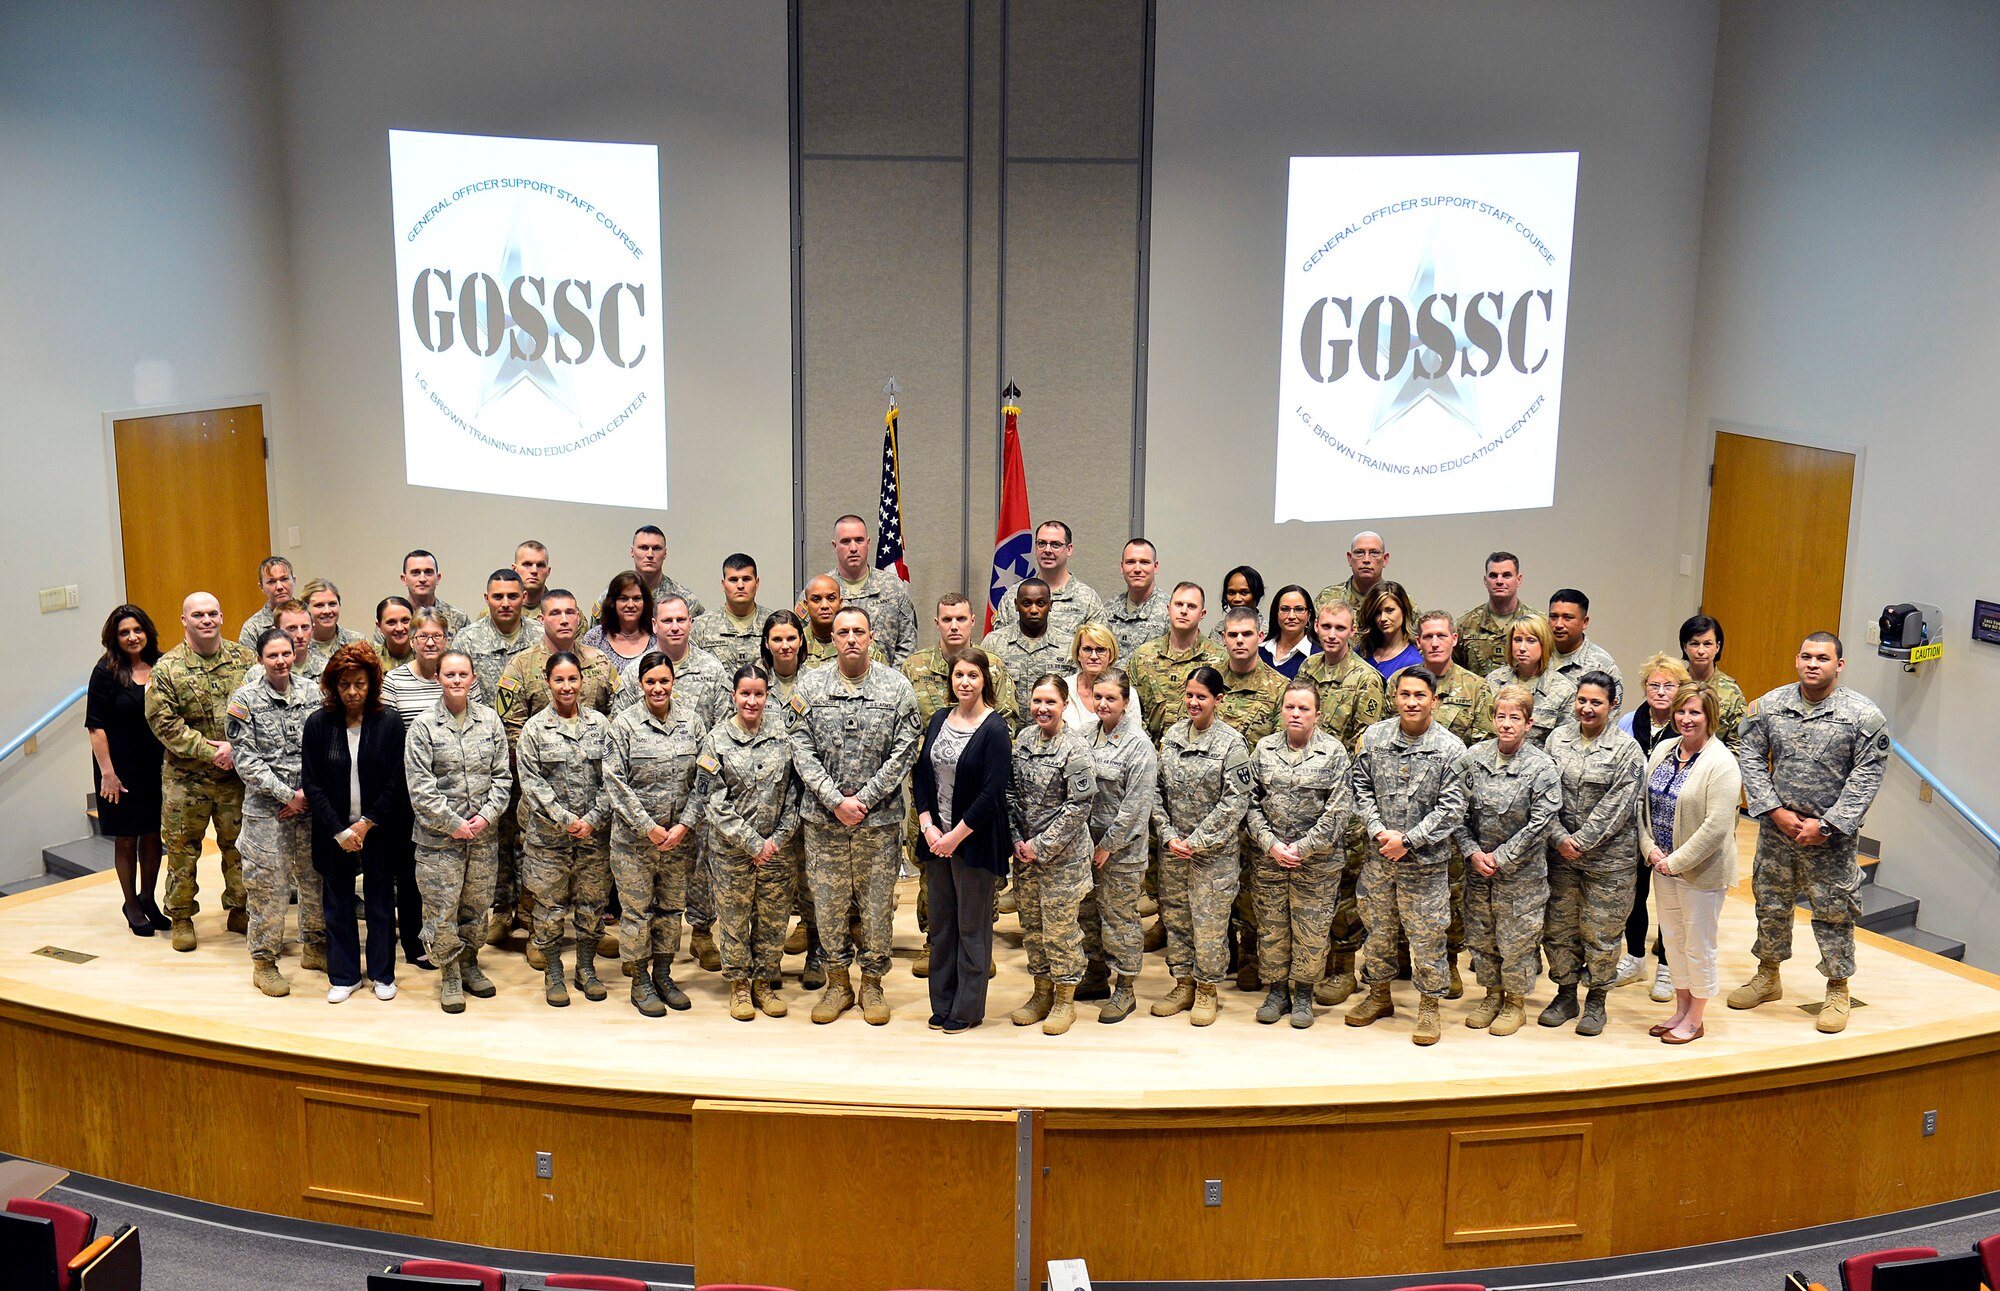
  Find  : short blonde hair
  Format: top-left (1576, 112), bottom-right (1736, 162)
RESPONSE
top-left (1070, 621), bottom-right (1119, 668)
top-left (1507, 613), bottom-right (1555, 677)
top-left (1639, 653), bottom-right (1692, 690)
top-left (299, 577), bottom-right (341, 606)
top-left (1669, 682), bottom-right (1719, 732)
top-left (1492, 683), bottom-right (1534, 719)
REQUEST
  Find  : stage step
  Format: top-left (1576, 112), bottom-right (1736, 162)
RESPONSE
top-left (0, 872), bottom-right (67, 898)
top-left (1884, 924), bottom-right (1967, 961)
top-left (43, 835), bottom-right (115, 880)
top-left (1800, 881), bottom-right (1916, 931)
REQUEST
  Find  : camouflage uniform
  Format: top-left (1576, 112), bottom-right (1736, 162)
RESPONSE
top-left (146, 640), bottom-right (255, 920)
top-left (515, 707), bottom-right (614, 955)
top-left (690, 605), bottom-right (774, 675)
top-left (1454, 603), bottom-right (1530, 679)
top-left (300, 627), bottom-right (365, 680)
top-left (1315, 577), bottom-right (1415, 618)
top-left (497, 642), bottom-right (620, 740)
top-left (225, 675), bottom-right (323, 963)
top-left (1706, 669), bottom-right (1748, 753)
top-left (615, 645), bottom-right (731, 933)
top-left (375, 642), bottom-right (416, 673)
top-left (979, 624), bottom-right (1070, 720)
top-left (1129, 635), bottom-right (1226, 744)
top-left (1740, 684), bottom-right (1889, 980)
top-left (603, 700), bottom-right (708, 972)
top-left (1351, 718), bottom-right (1468, 998)
top-left (993, 576), bottom-right (1107, 654)
top-left (1152, 718), bottom-right (1251, 985)
top-left (237, 603), bottom-right (278, 652)
top-left (788, 661), bottom-right (922, 977)
top-left (404, 699), bottom-right (512, 969)
top-left (1427, 660), bottom-right (1495, 954)
top-left (1085, 724), bottom-right (1157, 978)
top-left (701, 718), bottom-right (801, 983)
top-left (803, 634), bottom-right (887, 671)
top-left (450, 614), bottom-right (543, 910)
top-left (1544, 724), bottom-right (1646, 988)
top-left (1245, 730), bottom-right (1353, 985)
top-left (1486, 665), bottom-right (1580, 746)
top-left (1451, 739), bottom-right (1560, 995)
top-left (1105, 589), bottom-right (1170, 662)
top-left (1295, 651), bottom-right (1387, 956)
top-left (1008, 726), bottom-right (1097, 983)
top-left (831, 567), bottom-right (918, 666)
top-left (1552, 639), bottom-right (1624, 712)
top-left (1215, 660), bottom-right (1287, 933)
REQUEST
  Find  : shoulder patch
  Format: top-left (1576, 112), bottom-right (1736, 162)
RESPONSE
top-left (496, 673), bottom-right (520, 692)
top-left (697, 752), bottom-right (721, 775)
top-left (226, 700), bottom-right (249, 721)
top-left (1876, 732), bottom-right (1889, 751)
top-left (1231, 765), bottom-right (1252, 789)
top-left (1071, 772), bottom-right (1096, 795)
top-left (789, 691), bottom-right (810, 716)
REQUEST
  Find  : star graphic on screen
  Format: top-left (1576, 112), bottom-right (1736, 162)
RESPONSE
top-left (1365, 230), bottom-right (1482, 446)
top-left (476, 215), bottom-right (583, 427)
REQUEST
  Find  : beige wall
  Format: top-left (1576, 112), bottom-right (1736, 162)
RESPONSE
top-left (1145, 1), bottom-right (1721, 676)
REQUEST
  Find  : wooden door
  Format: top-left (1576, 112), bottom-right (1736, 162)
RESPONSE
top-left (1701, 429), bottom-right (1855, 704)
top-left (112, 405), bottom-right (271, 636)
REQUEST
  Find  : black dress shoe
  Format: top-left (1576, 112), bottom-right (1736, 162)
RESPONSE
top-left (407, 950), bottom-right (437, 971)
top-left (122, 900), bottom-right (155, 937)
top-left (927, 1014), bottom-right (947, 1031)
top-left (140, 897), bottom-right (172, 931)
top-left (941, 1017), bottom-right (978, 1035)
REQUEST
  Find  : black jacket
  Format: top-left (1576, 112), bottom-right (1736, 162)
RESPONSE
top-left (301, 705), bottom-right (411, 881)
top-left (910, 708), bottom-right (1014, 877)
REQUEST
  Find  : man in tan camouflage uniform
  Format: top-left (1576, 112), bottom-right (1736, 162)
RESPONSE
top-left (1297, 601), bottom-right (1385, 1004)
top-left (146, 592), bottom-right (254, 951)
top-left (1416, 610), bottom-right (1495, 994)
top-left (1454, 551), bottom-right (1529, 678)
top-left (1129, 582), bottom-right (1223, 744)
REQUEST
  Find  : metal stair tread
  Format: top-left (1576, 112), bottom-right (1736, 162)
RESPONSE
top-left (1882, 924), bottom-right (1967, 962)
top-left (1797, 881), bottom-right (1916, 930)
top-left (42, 834), bottom-right (116, 879)
top-left (0, 872), bottom-right (68, 898)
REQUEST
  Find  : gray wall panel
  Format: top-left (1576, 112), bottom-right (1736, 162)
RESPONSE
top-left (1006, 0), bottom-right (1145, 159)
top-left (799, 0), bottom-right (967, 157)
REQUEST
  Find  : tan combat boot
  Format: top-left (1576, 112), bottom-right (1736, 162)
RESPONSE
top-left (754, 979), bottom-right (788, 1017)
top-left (1150, 976), bottom-right (1196, 1016)
top-left (1465, 987), bottom-right (1504, 1029)
top-left (996, 885), bottom-right (1018, 915)
top-left (1489, 993), bottom-right (1527, 1036)
top-left (1011, 976), bottom-right (1054, 1026)
top-left (252, 961), bottom-right (289, 998)
top-left (1190, 982), bottom-right (1220, 1026)
top-left (171, 918), bottom-right (197, 952)
top-left (1446, 956), bottom-right (1464, 1000)
top-left (526, 939), bottom-right (547, 971)
top-left (301, 941), bottom-right (327, 972)
top-left (1412, 995), bottom-right (1442, 1046)
top-left (1817, 978), bottom-right (1851, 1033)
top-left (1315, 951), bottom-right (1358, 1006)
top-left (437, 960), bottom-right (463, 1014)
top-left (596, 927), bottom-right (619, 959)
top-left (1235, 929), bottom-right (1262, 992)
top-left (812, 966), bottom-right (855, 1023)
top-left (1344, 982), bottom-right (1395, 1027)
top-left (1099, 975), bottom-right (1137, 1024)
top-left (459, 950), bottom-right (495, 998)
top-left (1728, 960), bottom-right (1783, 1010)
top-left (859, 974), bottom-right (891, 1025)
top-left (226, 908), bottom-right (248, 935)
top-left (486, 907), bottom-right (512, 947)
top-left (692, 926), bottom-right (722, 972)
top-left (784, 920), bottom-right (809, 955)
top-left (1137, 890), bottom-right (1159, 918)
top-left (1043, 983), bottom-right (1077, 1035)
top-left (912, 943), bottom-right (931, 978)
top-left (543, 949), bottom-right (569, 1007)
top-left (730, 980), bottom-right (756, 1021)
top-left (1143, 919), bottom-right (1166, 952)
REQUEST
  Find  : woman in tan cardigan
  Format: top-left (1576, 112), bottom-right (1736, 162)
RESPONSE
top-left (1641, 683), bottom-right (1742, 1045)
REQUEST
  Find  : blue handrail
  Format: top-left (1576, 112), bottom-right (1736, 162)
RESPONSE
top-left (0, 686), bottom-right (88, 768)
top-left (1890, 737), bottom-right (2000, 858)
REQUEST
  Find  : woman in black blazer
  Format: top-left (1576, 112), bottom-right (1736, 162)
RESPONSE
top-left (912, 647), bottom-right (1014, 1033)
top-left (301, 642), bottom-right (411, 1003)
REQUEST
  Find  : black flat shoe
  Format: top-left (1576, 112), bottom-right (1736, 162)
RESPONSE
top-left (122, 901), bottom-right (155, 937)
top-left (139, 897), bottom-right (172, 931)
top-left (408, 951), bottom-right (437, 971)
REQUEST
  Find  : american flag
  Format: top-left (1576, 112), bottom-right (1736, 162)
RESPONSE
top-left (874, 405), bottom-right (909, 582)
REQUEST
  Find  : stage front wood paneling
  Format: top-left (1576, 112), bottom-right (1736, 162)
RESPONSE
top-left (4, 852), bottom-right (2000, 1288)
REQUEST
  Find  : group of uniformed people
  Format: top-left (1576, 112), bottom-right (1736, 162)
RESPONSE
top-left (133, 516), bottom-right (1889, 1041)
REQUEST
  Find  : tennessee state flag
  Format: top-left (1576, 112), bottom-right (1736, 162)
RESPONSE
top-left (987, 401), bottom-right (1032, 631)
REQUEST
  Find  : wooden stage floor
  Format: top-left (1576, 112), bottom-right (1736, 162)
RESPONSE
top-left (3, 821), bottom-right (1998, 1113)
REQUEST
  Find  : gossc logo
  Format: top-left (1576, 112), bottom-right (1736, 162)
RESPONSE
top-left (990, 529), bottom-right (1034, 615)
top-left (1289, 195), bottom-right (1566, 475)
top-left (403, 183), bottom-right (653, 460)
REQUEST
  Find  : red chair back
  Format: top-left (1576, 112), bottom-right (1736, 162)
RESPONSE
top-left (1977, 1234), bottom-right (2000, 1291)
top-left (545, 1277), bottom-right (649, 1291)
top-left (6, 1199), bottom-right (96, 1291)
top-left (398, 1258), bottom-right (505, 1291)
top-left (1840, 1246), bottom-right (1940, 1291)
top-left (1394, 1284), bottom-right (1487, 1291)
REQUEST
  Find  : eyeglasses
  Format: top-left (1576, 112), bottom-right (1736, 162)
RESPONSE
top-left (1034, 540), bottom-right (1068, 550)
top-left (1645, 681), bottom-right (1680, 693)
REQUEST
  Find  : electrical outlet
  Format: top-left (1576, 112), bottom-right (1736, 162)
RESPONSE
top-left (64, 584), bottom-right (79, 609)
top-left (1677, 554), bottom-right (1693, 577)
top-left (535, 1151), bottom-right (553, 1178)
top-left (1922, 1110), bottom-right (1937, 1137)
top-left (36, 587), bottom-right (67, 614)
top-left (1203, 1179), bottom-right (1221, 1207)
top-left (287, 525), bottom-right (302, 548)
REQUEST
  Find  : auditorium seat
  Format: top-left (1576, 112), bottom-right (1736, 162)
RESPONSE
top-left (1975, 1233), bottom-right (1999, 1289)
top-left (6, 1197), bottom-right (97, 1291)
top-left (1838, 1246), bottom-right (1939, 1291)
top-left (1392, 1283), bottom-right (1487, 1291)
top-left (395, 1258), bottom-right (507, 1290)
top-left (545, 1276), bottom-right (649, 1291)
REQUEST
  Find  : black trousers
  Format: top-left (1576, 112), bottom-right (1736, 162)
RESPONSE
top-left (323, 853), bottom-right (398, 987)
top-left (1624, 859), bottom-right (1665, 960)
top-left (393, 845), bottom-right (425, 960)
top-left (926, 856), bottom-right (997, 1026)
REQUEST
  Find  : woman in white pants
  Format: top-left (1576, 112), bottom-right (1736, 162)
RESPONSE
top-left (1640, 683), bottom-right (1742, 1045)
